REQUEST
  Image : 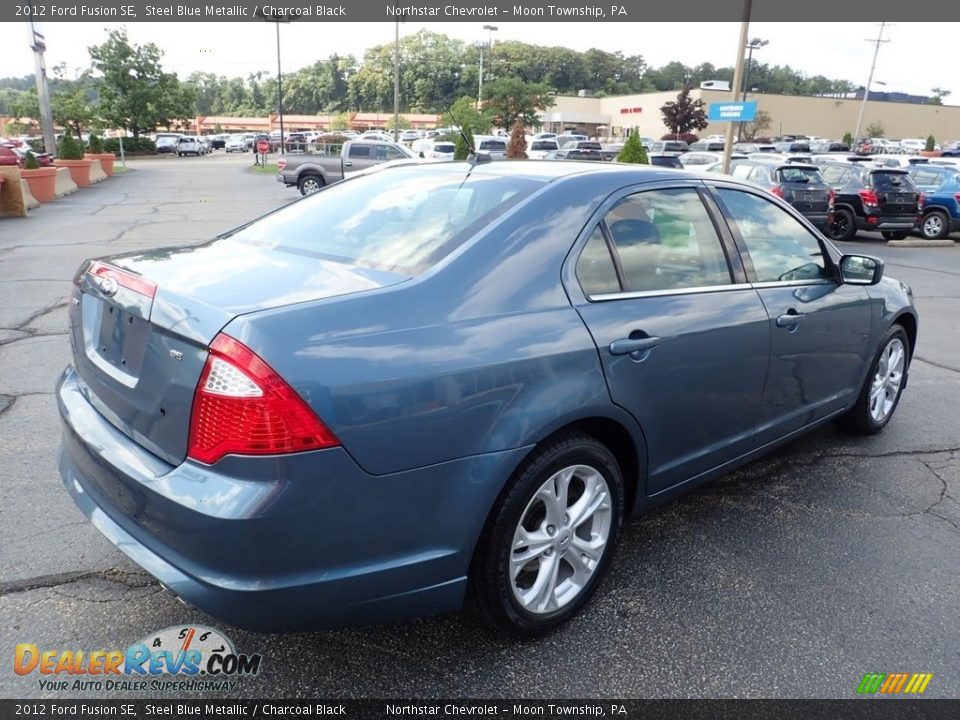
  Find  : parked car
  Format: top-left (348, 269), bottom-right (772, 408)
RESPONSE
top-left (819, 163), bottom-right (921, 241)
top-left (154, 133), bottom-right (182, 154)
top-left (679, 151), bottom-right (747, 168)
top-left (176, 136), bottom-right (204, 156)
top-left (475, 137), bottom-right (508, 160)
top-left (898, 139), bottom-right (926, 155)
top-left (0, 143), bottom-right (19, 166)
top-left (277, 139), bottom-right (416, 195)
top-left (811, 142), bottom-right (850, 154)
top-left (599, 143), bottom-right (623, 162)
top-left (907, 164), bottom-right (960, 239)
top-left (556, 140), bottom-right (603, 161)
top-left (869, 155), bottom-right (930, 169)
top-left (57, 160), bottom-right (917, 635)
top-left (399, 130), bottom-right (420, 143)
top-left (647, 153), bottom-right (684, 169)
top-left (647, 140), bottom-right (688, 156)
top-left (688, 140), bottom-right (725, 152)
top-left (719, 160), bottom-right (834, 230)
top-left (774, 141), bottom-right (812, 154)
top-left (735, 143), bottom-right (778, 154)
top-left (528, 139), bottom-right (560, 159)
top-left (425, 141), bottom-right (456, 161)
top-left (208, 135), bottom-right (227, 150)
top-left (225, 134), bottom-right (247, 153)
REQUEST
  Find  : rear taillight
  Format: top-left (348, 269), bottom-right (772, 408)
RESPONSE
top-left (917, 192), bottom-right (924, 212)
top-left (954, 192), bottom-right (960, 207)
top-left (770, 187), bottom-right (785, 199)
top-left (88, 261), bottom-right (157, 298)
top-left (858, 189), bottom-right (879, 206)
top-left (277, 158), bottom-right (286, 171)
top-left (187, 334), bottom-right (339, 465)
top-left (827, 189), bottom-right (836, 211)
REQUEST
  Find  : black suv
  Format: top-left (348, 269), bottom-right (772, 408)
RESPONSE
top-left (556, 140), bottom-right (603, 161)
top-left (817, 162), bottom-right (921, 241)
top-left (721, 160), bottom-right (833, 230)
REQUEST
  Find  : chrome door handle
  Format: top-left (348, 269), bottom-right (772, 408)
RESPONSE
top-left (776, 312), bottom-right (804, 328)
top-left (344, 161), bottom-right (353, 167)
top-left (609, 336), bottom-right (661, 356)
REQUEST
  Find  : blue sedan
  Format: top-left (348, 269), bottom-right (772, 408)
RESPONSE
top-left (58, 161), bottom-right (917, 635)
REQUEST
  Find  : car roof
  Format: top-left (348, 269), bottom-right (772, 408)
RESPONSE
top-left (377, 159), bottom-right (697, 183)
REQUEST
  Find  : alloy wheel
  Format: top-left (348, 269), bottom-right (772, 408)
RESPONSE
top-left (509, 464), bottom-right (612, 615)
top-left (922, 214), bottom-right (944, 239)
top-left (869, 337), bottom-right (905, 423)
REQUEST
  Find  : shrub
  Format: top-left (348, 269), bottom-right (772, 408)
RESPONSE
top-left (87, 133), bottom-right (104, 154)
top-left (507, 121), bottom-right (527, 159)
top-left (842, 131), bottom-right (853, 147)
top-left (454, 122), bottom-right (474, 160)
top-left (661, 132), bottom-right (699, 144)
top-left (57, 134), bottom-right (84, 160)
top-left (24, 152), bottom-right (40, 170)
top-left (101, 137), bottom-right (156, 155)
top-left (617, 131), bottom-right (649, 164)
top-left (926, 135), bottom-right (936, 151)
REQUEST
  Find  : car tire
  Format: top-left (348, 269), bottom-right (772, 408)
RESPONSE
top-left (839, 325), bottom-right (910, 435)
top-left (826, 208), bottom-right (857, 241)
top-left (882, 231), bottom-right (908, 240)
top-left (920, 210), bottom-right (950, 240)
top-left (298, 175), bottom-right (325, 196)
top-left (470, 432), bottom-right (625, 636)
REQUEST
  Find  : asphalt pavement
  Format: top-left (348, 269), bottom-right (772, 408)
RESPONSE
top-left (1, 155), bottom-right (958, 700)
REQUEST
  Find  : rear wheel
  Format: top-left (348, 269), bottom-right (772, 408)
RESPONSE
top-left (298, 174), bottom-right (324, 196)
top-left (882, 231), bottom-right (908, 240)
top-left (839, 325), bottom-right (910, 435)
top-left (470, 433), bottom-right (624, 636)
top-left (826, 208), bottom-right (856, 241)
top-left (920, 210), bottom-right (950, 240)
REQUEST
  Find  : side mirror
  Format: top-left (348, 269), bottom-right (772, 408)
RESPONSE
top-left (839, 254), bottom-right (884, 285)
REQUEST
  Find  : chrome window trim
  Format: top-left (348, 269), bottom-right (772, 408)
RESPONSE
top-left (589, 283), bottom-right (753, 302)
top-left (749, 279), bottom-right (833, 289)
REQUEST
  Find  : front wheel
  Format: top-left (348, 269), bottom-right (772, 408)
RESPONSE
top-left (920, 210), bottom-right (950, 240)
top-left (470, 433), bottom-right (624, 636)
top-left (839, 325), bottom-right (910, 435)
top-left (826, 208), bottom-right (857, 241)
top-left (882, 231), bottom-right (908, 240)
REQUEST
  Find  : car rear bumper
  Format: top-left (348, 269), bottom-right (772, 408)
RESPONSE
top-left (855, 215), bottom-right (917, 231)
top-left (801, 212), bottom-right (831, 229)
top-left (57, 365), bottom-right (528, 630)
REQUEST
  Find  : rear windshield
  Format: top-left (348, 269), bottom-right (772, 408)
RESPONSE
top-left (531, 141), bottom-right (558, 151)
top-left (777, 167), bottom-right (824, 184)
top-left (225, 168), bottom-right (542, 275)
top-left (433, 143), bottom-right (455, 153)
top-left (664, 142), bottom-right (688, 151)
top-left (870, 172), bottom-right (916, 191)
top-left (578, 142), bottom-right (602, 150)
top-left (479, 140), bottom-right (507, 151)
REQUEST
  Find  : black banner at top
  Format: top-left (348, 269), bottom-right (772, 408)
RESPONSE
top-left (6, 0), bottom-right (960, 22)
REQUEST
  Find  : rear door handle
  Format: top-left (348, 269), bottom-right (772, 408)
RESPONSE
top-left (776, 312), bottom-right (804, 328)
top-left (344, 161), bottom-right (353, 167)
top-left (609, 336), bottom-right (661, 356)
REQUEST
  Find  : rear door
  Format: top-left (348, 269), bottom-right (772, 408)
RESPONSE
top-left (775, 166), bottom-right (831, 215)
top-left (710, 185), bottom-right (873, 439)
top-left (870, 170), bottom-right (920, 217)
top-left (571, 183), bottom-right (770, 494)
top-left (343, 144), bottom-right (377, 176)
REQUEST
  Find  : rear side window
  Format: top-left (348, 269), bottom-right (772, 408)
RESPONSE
top-left (777, 167), bottom-right (824, 184)
top-left (820, 166), bottom-right (849, 185)
top-left (480, 141), bottom-right (507, 151)
top-left (911, 168), bottom-right (946, 186)
top-left (716, 189), bottom-right (827, 283)
top-left (576, 227), bottom-right (620, 296)
top-left (348, 145), bottom-right (371, 158)
top-left (871, 172), bottom-right (915, 192)
top-left (591, 188), bottom-right (732, 293)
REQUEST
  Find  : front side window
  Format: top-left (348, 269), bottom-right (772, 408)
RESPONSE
top-left (348, 145), bottom-right (372, 159)
top-left (588, 188), bottom-right (732, 294)
top-left (716, 188), bottom-right (828, 283)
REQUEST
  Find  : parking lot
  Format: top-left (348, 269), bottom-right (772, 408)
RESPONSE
top-left (1, 153), bottom-right (958, 699)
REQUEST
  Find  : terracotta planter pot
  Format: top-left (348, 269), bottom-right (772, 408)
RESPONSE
top-left (54, 158), bottom-right (94, 188)
top-left (85, 152), bottom-right (116, 176)
top-left (919, 150), bottom-right (942, 158)
top-left (20, 167), bottom-right (59, 203)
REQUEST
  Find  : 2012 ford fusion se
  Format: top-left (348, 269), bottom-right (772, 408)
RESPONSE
top-left (58, 161), bottom-right (917, 636)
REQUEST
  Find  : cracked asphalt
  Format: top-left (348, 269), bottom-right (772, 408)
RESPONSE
top-left (1, 154), bottom-right (958, 700)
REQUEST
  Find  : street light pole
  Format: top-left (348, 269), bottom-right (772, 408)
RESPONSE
top-left (28, 21), bottom-right (56, 154)
top-left (722, 0), bottom-right (752, 175)
top-left (275, 21), bottom-right (285, 154)
top-left (478, 25), bottom-right (498, 107)
top-left (738, 37), bottom-right (767, 141)
top-left (853, 22), bottom-right (889, 147)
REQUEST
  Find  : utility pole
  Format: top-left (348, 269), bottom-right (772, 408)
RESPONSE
top-left (722, 0), bottom-right (752, 174)
top-left (477, 25), bottom-right (498, 108)
top-left (275, 22), bottom-right (285, 154)
top-left (737, 37), bottom-right (767, 142)
top-left (853, 22), bottom-right (890, 146)
top-left (28, 21), bottom-right (57, 154)
top-left (393, 16), bottom-right (400, 142)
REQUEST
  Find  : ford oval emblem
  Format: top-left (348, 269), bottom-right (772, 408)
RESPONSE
top-left (98, 277), bottom-right (119, 297)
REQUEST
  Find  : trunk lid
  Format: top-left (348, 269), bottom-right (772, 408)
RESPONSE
top-left (775, 166), bottom-right (831, 213)
top-left (870, 170), bottom-right (920, 215)
top-left (70, 238), bottom-right (407, 465)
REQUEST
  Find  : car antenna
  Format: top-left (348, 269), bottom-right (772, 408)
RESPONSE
top-left (448, 104), bottom-right (492, 168)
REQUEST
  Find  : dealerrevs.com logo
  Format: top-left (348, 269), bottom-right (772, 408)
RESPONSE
top-left (14, 625), bottom-right (262, 693)
top-left (857, 672), bottom-right (933, 696)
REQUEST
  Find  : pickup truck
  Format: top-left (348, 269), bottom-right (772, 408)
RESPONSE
top-left (277, 140), bottom-right (416, 195)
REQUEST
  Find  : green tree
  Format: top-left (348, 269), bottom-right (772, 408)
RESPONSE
top-left (57, 133), bottom-right (84, 160)
top-left (865, 121), bottom-right (885, 138)
top-left (616, 131), bottom-right (649, 164)
top-left (329, 112), bottom-right (352, 131)
top-left (87, 133), bottom-right (103, 153)
top-left (440, 96), bottom-right (492, 135)
top-left (660, 86), bottom-right (708, 136)
top-left (742, 109), bottom-right (772, 140)
top-left (842, 131), bottom-right (853, 147)
top-left (454, 122), bottom-right (474, 160)
top-left (51, 82), bottom-right (95, 140)
top-left (88, 29), bottom-right (195, 138)
top-left (385, 115), bottom-right (411, 130)
top-left (482, 78), bottom-right (554, 131)
top-left (928, 87), bottom-right (951, 106)
top-left (926, 135), bottom-right (936, 151)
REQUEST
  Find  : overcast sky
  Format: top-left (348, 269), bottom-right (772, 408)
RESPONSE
top-left (3, 22), bottom-right (958, 103)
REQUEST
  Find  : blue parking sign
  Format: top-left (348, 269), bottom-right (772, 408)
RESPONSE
top-left (707, 101), bottom-right (758, 122)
